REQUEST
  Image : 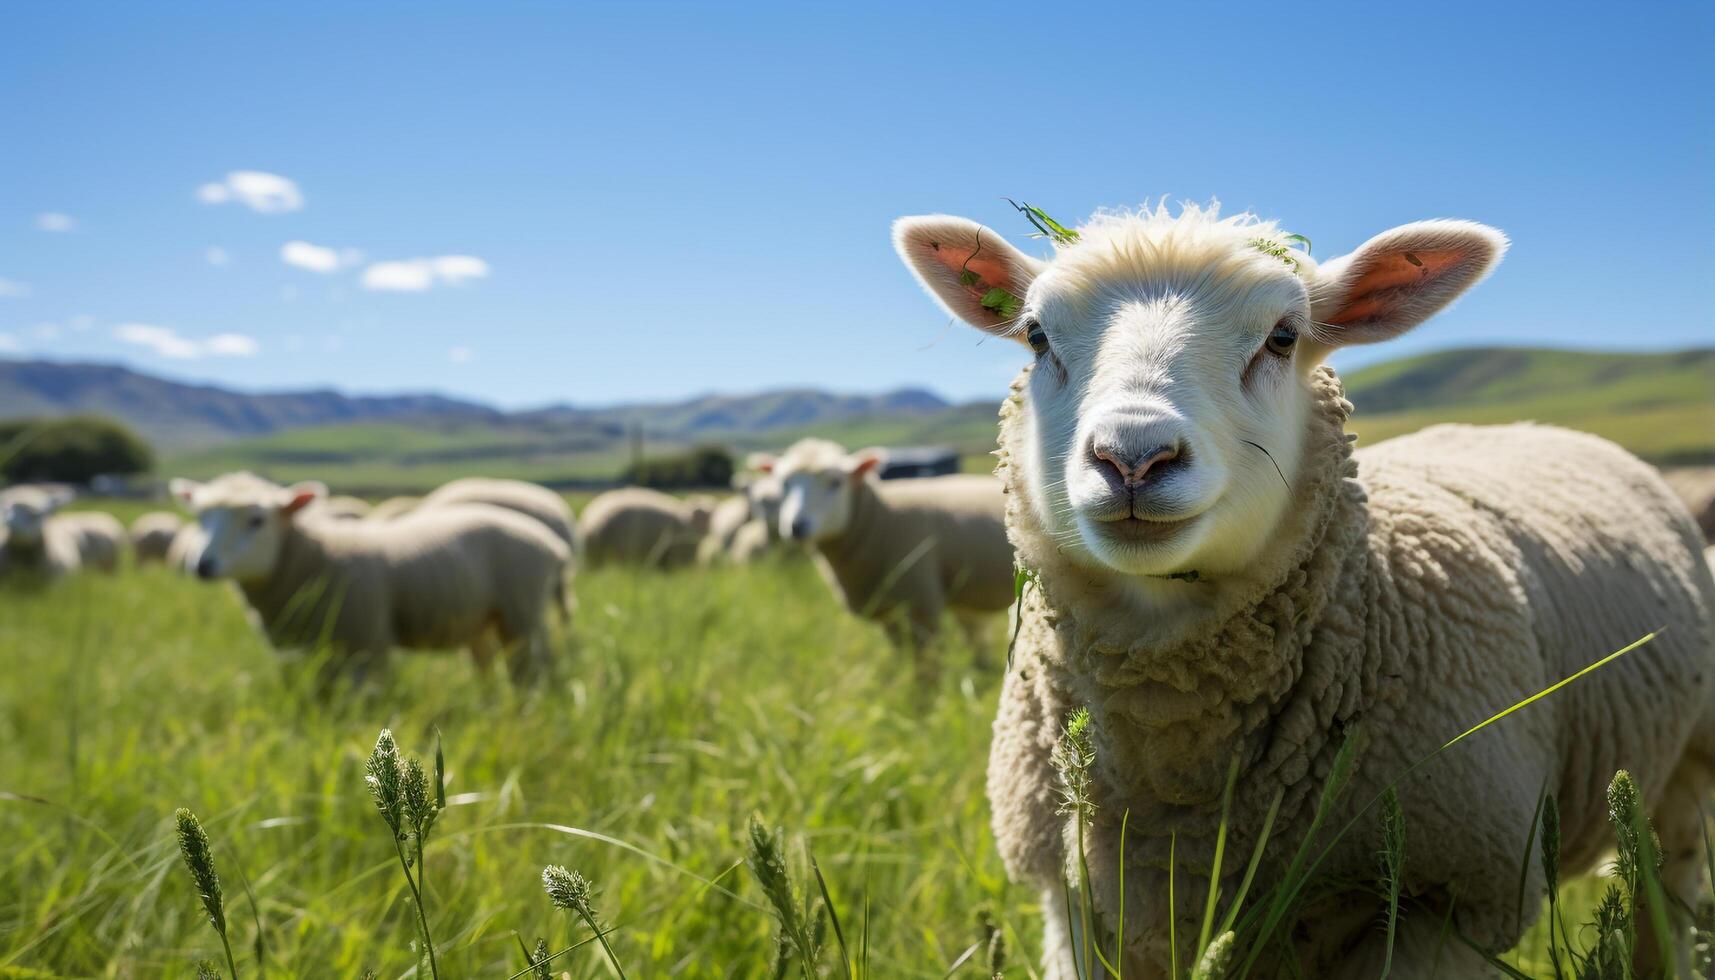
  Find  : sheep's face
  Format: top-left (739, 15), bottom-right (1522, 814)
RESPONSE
top-left (170, 475), bottom-right (327, 582)
top-left (746, 473), bottom-right (787, 541)
top-left (772, 440), bottom-right (883, 543)
top-left (896, 205), bottom-right (1505, 581)
top-left (2, 492), bottom-right (64, 545)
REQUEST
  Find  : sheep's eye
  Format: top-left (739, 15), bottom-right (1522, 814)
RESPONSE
top-left (1265, 320), bottom-right (1298, 357)
top-left (827, 477), bottom-right (841, 489)
top-left (248, 515), bottom-right (265, 530)
top-left (1025, 318), bottom-right (1050, 356)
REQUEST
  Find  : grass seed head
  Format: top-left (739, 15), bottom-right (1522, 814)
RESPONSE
top-left (195, 961), bottom-right (221, 980)
top-left (531, 937), bottom-right (552, 980)
top-left (1379, 786), bottom-right (1405, 885)
top-left (1191, 929), bottom-right (1235, 980)
top-left (1540, 793), bottom-right (1562, 892)
top-left (542, 864), bottom-right (597, 920)
top-left (173, 808), bottom-right (225, 935)
top-left (364, 728), bottom-right (405, 836)
top-left (403, 756), bottom-right (431, 829)
top-left (1051, 707), bottom-right (1097, 818)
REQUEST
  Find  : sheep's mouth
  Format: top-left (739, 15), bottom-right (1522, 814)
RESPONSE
top-left (1088, 513), bottom-right (1197, 545)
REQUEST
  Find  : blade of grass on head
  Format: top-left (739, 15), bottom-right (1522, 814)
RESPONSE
top-left (809, 851), bottom-right (854, 980)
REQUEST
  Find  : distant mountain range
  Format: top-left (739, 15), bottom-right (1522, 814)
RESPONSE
top-left (0, 358), bottom-right (959, 451)
top-left (5, 347), bottom-right (1712, 492)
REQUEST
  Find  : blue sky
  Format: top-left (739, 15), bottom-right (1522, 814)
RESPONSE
top-left (1, 2), bottom-right (1710, 408)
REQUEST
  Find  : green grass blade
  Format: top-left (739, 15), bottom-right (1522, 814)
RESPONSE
top-left (809, 852), bottom-right (854, 980)
top-left (1513, 777), bottom-right (1549, 942)
top-left (1216, 786), bottom-right (1282, 938)
top-left (1169, 832), bottom-right (1178, 980)
top-left (1197, 755), bottom-right (1241, 958)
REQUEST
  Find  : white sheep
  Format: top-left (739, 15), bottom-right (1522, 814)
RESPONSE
top-left (315, 495), bottom-right (372, 520)
top-left (416, 477), bottom-right (579, 620)
top-left (697, 494), bottom-right (755, 566)
top-left (418, 478), bottom-right (578, 556)
top-left (578, 487), bottom-right (713, 569)
top-left (1, 486), bottom-right (123, 579)
top-left (130, 511), bottom-right (185, 566)
top-left (894, 202), bottom-right (1715, 978)
top-left (771, 438), bottom-right (1015, 671)
top-left (171, 472), bottom-right (568, 684)
top-left (367, 495), bottom-right (423, 521)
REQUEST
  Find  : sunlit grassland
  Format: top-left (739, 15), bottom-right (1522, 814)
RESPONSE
top-left (0, 546), bottom-right (1663, 977)
top-left (1, 561), bottom-right (1022, 977)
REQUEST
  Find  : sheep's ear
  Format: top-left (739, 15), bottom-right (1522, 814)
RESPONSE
top-left (845, 449), bottom-right (884, 480)
top-left (893, 215), bottom-right (1043, 340)
top-left (747, 452), bottom-right (777, 474)
top-left (1310, 220), bottom-right (1507, 346)
top-left (280, 481), bottom-right (327, 516)
top-left (169, 478), bottom-right (202, 506)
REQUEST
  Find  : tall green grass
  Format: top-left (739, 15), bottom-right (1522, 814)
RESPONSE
top-left (0, 561), bottom-right (1701, 976)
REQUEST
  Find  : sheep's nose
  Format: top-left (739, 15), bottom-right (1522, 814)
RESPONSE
top-left (789, 519), bottom-right (811, 540)
top-left (195, 556), bottom-right (217, 580)
top-left (1092, 442), bottom-right (1181, 488)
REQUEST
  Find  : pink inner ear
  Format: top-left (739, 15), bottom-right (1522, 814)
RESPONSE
top-left (1326, 248), bottom-right (1466, 326)
top-left (281, 492), bottom-right (318, 516)
top-left (850, 455), bottom-right (882, 479)
top-left (921, 239), bottom-right (1017, 306)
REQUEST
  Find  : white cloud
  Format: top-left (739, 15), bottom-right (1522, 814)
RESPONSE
top-left (0, 278), bottom-right (30, 298)
top-left (0, 332), bottom-right (19, 352)
top-left (36, 212), bottom-right (76, 232)
top-left (206, 246), bottom-right (231, 267)
top-left (204, 333), bottom-right (260, 356)
top-left (448, 346), bottom-right (473, 363)
top-left (114, 323), bottom-right (259, 360)
top-left (281, 240), bottom-right (341, 273)
top-left (31, 322), bottom-right (61, 340)
top-left (280, 240), bottom-right (364, 274)
top-left (68, 314), bottom-right (94, 332)
top-left (196, 171), bottom-right (304, 213)
top-left (362, 254), bottom-right (491, 292)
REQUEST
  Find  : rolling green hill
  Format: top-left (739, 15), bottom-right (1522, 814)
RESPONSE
top-left (164, 346), bottom-right (1715, 493)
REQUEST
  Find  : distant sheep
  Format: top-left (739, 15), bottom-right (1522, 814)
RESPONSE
top-left (315, 495), bottom-right (372, 520)
top-left (172, 472), bottom-right (568, 684)
top-left (130, 511), bottom-right (185, 566)
top-left (697, 494), bottom-right (754, 566)
top-left (417, 477), bottom-right (579, 620)
top-left (418, 478), bottom-right (578, 556)
top-left (367, 495), bottom-right (423, 521)
top-left (1663, 466), bottom-right (1715, 544)
top-left (773, 438), bottom-right (1015, 669)
top-left (578, 487), bottom-right (711, 569)
top-left (894, 202), bottom-right (1715, 977)
top-left (1, 486), bottom-right (123, 579)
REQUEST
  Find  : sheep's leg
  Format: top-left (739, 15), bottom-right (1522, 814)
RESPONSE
top-left (952, 609), bottom-right (998, 670)
top-left (1039, 887), bottom-right (1081, 980)
top-left (882, 605), bottom-right (942, 687)
top-left (467, 627), bottom-right (499, 677)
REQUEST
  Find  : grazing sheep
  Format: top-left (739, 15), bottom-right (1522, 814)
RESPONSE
top-left (1, 486), bottom-right (123, 578)
top-left (171, 472), bottom-right (568, 684)
top-left (894, 203), bottom-right (1715, 978)
top-left (697, 494), bottom-right (755, 566)
top-left (164, 521), bottom-right (207, 575)
top-left (130, 511), bottom-right (185, 566)
top-left (367, 495), bottom-right (423, 521)
top-left (419, 478), bottom-right (578, 556)
top-left (578, 487), bottom-right (708, 569)
top-left (417, 477), bottom-right (579, 621)
top-left (725, 517), bottom-right (774, 563)
top-left (773, 438), bottom-right (1015, 669)
top-left (315, 495), bottom-right (372, 520)
top-left (1663, 467), bottom-right (1715, 544)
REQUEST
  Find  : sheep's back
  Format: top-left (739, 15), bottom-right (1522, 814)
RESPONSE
top-left (578, 488), bottom-right (697, 567)
top-left (876, 475), bottom-right (1015, 609)
top-left (334, 504), bottom-right (567, 648)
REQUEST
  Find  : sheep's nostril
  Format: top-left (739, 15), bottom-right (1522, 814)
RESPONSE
top-left (1092, 443), bottom-right (1181, 488)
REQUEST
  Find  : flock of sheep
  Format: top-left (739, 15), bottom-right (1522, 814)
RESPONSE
top-left (1, 445), bottom-right (1022, 685)
top-left (6, 199), bottom-right (1715, 977)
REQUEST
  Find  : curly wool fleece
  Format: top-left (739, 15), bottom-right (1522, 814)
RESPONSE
top-left (988, 364), bottom-right (1715, 973)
